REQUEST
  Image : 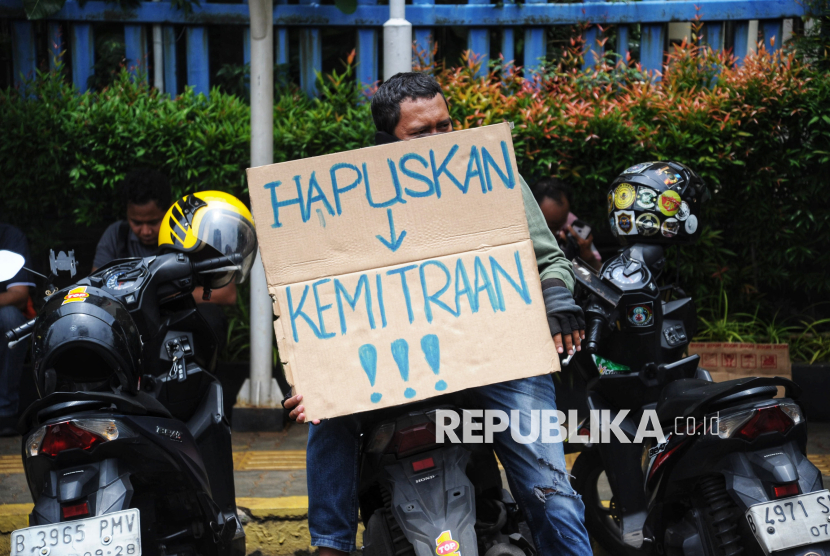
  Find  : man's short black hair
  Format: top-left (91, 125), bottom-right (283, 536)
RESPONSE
top-left (122, 168), bottom-right (172, 210)
top-left (532, 177), bottom-right (573, 206)
top-left (371, 72), bottom-right (447, 135)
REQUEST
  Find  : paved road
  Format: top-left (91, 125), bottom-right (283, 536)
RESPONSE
top-left (2, 422), bottom-right (830, 505)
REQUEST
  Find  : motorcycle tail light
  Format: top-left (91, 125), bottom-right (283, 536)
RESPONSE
top-left (774, 482), bottom-right (800, 499)
top-left (365, 423), bottom-right (396, 454)
top-left (716, 403), bottom-right (802, 441)
top-left (647, 443), bottom-right (683, 488)
top-left (412, 457), bottom-right (435, 472)
top-left (27, 419), bottom-right (133, 457)
top-left (62, 502), bottom-right (90, 519)
top-left (390, 422), bottom-right (437, 457)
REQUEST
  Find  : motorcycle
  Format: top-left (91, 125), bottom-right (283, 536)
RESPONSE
top-left (358, 397), bottom-right (537, 556)
top-left (565, 244), bottom-right (827, 556)
top-left (2, 248), bottom-right (246, 556)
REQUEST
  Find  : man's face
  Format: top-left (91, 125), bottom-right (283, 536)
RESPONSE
top-left (126, 201), bottom-right (167, 246)
top-left (539, 196), bottom-right (570, 232)
top-left (393, 95), bottom-right (453, 140)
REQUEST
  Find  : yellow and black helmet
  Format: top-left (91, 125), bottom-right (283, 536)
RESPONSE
top-left (159, 191), bottom-right (257, 288)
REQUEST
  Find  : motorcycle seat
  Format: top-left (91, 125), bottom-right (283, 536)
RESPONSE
top-left (655, 378), bottom-right (780, 424)
top-left (20, 391), bottom-right (173, 430)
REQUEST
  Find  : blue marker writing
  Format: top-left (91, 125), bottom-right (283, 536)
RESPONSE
top-left (391, 339), bottom-right (416, 399)
top-left (358, 344), bottom-right (382, 403)
top-left (421, 334), bottom-right (446, 391)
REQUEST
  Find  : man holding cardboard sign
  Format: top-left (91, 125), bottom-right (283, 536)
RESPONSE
top-left (248, 73), bottom-right (589, 555)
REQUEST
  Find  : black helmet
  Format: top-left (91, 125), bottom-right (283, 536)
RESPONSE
top-left (31, 286), bottom-right (142, 396)
top-left (607, 161), bottom-right (710, 245)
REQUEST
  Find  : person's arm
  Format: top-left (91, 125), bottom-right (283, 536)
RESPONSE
top-left (519, 175), bottom-right (575, 292)
top-left (566, 224), bottom-right (602, 272)
top-left (519, 175), bottom-right (583, 355)
top-left (0, 285), bottom-right (28, 311)
top-left (193, 282), bottom-right (237, 306)
top-left (283, 394), bottom-right (320, 425)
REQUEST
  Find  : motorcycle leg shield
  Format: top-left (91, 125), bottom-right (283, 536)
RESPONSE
top-left (385, 445), bottom-right (478, 556)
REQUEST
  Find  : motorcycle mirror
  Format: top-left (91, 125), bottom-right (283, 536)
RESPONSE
top-left (0, 250), bottom-right (25, 282)
top-left (49, 249), bottom-right (77, 278)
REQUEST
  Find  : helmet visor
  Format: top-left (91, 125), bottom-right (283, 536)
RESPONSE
top-left (197, 209), bottom-right (258, 288)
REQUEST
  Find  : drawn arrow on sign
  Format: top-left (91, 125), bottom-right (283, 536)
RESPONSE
top-left (376, 208), bottom-right (407, 252)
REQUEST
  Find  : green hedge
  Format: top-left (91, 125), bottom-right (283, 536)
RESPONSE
top-left (2, 42), bottom-right (829, 361)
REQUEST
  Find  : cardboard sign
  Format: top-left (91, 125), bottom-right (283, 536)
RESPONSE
top-left (247, 123), bottom-right (559, 420)
top-left (689, 342), bottom-right (791, 384)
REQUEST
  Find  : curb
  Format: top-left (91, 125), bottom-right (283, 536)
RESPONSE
top-left (0, 498), bottom-right (363, 556)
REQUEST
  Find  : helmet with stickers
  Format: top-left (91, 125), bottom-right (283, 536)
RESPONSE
top-left (606, 161), bottom-right (709, 245)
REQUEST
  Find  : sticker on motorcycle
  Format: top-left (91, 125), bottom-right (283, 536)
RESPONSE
top-left (62, 286), bottom-right (89, 305)
top-left (607, 191), bottom-right (614, 214)
top-left (676, 201), bottom-right (691, 221)
top-left (591, 354), bottom-right (632, 375)
top-left (635, 213), bottom-right (660, 236)
top-left (614, 183), bottom-right (636, 210)
top-left (684, 214), bottom-right (698, 234)
top-left (623, 162), bottom-right (654, 175)
top-left (627, 302), bottom-right (654, 327)
top-left (661, 218), bottom-right (680, 238)
top-left (658, 191), bottom-right (682, 216)
top-left (435, 531), bottom-right (460, 556)
top-left (616, 210), bottom-right (637, 236)
top-left (635, 187), bottom-right (657, 210)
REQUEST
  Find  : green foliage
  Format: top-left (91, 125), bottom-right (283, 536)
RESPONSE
top-left (696, 286), bottom-right (830, 364)
top-left (789, 0), bottom-right (830, 73)
top-left (86, 36), bottom-right (126, 93)
top-left (23, 0), bottom-right (196, 19)
top-left (23, 0), bottom-right (68, 20)
top-left (272, 51), bottom-right (375, 161)
top-left (215, 62), bottom-right (294, 103)
top-left (0, 64), bottom-right (249, 259)
top-left (221, 280), bottom-right (281, 366)
top-left (334, 0), bottom-right (357, 15)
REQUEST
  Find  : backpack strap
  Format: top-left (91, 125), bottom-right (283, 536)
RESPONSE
top-left (115, 221), bottom-right (131, 260)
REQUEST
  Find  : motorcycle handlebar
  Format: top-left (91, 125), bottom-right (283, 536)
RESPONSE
top-left (584, 315), bottom-right (605, 354)
top-left (191, 253), bottom-right (243, 274)
top-left (5, 318), bottom-right (36, 343)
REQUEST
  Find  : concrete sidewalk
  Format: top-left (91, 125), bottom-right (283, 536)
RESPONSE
top-left (2, 423), bottom-right (830, 555)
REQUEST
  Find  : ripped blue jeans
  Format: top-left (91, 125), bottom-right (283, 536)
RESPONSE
top-left (306, 374), bottom-right (591, 555)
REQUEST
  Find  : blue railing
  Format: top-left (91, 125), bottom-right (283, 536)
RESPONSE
top-left (3, 0), bottom-right (810, 96)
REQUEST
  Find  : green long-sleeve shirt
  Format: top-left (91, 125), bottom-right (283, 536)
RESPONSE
top-left (519, 174), bottom-right (575, 293)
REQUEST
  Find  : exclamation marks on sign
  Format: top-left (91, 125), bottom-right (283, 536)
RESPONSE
top-left (359, 334), bottom-right (446, 403)
top-left (391, 339), bottom-right (415, 399)
top-left (421, 334), bottom-right (446, 391)
top-left (359, 344), bottom-right (382, 404)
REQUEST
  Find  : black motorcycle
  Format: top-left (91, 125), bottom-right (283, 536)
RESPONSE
top-left (4, 249), bottom-right (246, 556)
top-left (566, 245), bottom-right (827, 556)
top-left (358, 398), bottom-right (537, 556)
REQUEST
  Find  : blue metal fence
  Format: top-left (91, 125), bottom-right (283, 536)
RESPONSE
top-left (2, 0), bottom-right (809, 96)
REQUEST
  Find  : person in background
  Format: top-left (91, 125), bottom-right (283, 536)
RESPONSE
top-left (0, 219), bottom-right (35, 436)
top-left (92, 168), bottom-right (236, 349)
top-left (93, 168), bottom-right (237, 305)
top-left (532, 177), bottom-right (603, 272)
